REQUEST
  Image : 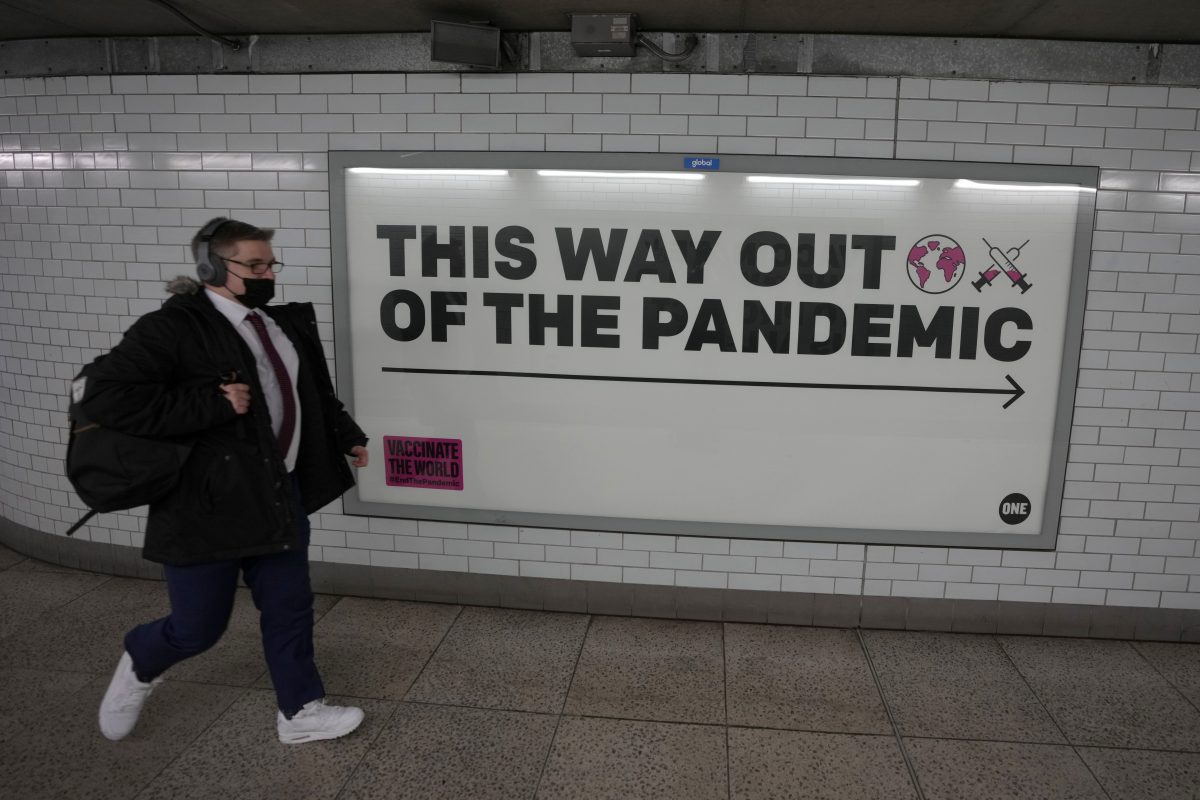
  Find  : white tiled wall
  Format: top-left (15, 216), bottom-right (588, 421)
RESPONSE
top-left (2, 70), bottom-right (1198, 610)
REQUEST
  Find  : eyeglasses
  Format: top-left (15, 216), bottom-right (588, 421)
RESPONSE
top-left (222, 257), bottom-right (285, 275)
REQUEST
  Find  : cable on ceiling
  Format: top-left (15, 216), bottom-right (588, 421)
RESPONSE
top-left (637, 33), bottom-right (699, 63)
top-left (144, 0), bottom-right (242, 51)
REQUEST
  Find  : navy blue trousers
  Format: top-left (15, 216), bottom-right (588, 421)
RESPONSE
top-left (124, 477), bottom-right (324, 716)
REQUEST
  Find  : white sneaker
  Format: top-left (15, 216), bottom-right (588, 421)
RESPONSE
top-left (98, 651), bottom-right (162, 741)
top-left (276, 699), bottom-right (364, 744)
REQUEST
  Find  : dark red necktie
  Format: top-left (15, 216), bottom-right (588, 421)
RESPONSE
top-left (245, 313), bottom-right (296, 458)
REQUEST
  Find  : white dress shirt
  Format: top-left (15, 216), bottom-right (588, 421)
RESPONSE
top-left (206, 288), bottom-right (301, 472)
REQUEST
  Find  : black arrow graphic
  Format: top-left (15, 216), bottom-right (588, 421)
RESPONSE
top-left (381, 368), bottom-right (1027, 409)
top-left (1000, 374), bottom-right (1025, 409)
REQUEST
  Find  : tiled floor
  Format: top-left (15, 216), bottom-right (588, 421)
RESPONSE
top-left (2, 542), bottom-right (1200, 800)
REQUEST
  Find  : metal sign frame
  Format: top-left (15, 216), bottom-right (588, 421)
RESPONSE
top-left (330, 151), bottom-right (1095, 549)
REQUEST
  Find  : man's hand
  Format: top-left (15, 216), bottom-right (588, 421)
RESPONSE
top-left (348, 445), bottom-right (369, 468)
top-left (220, 382), bottom-right (251, 414)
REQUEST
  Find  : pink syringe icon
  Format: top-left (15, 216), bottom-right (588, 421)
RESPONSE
top-left (972, 238), bottom-right (1031, 293)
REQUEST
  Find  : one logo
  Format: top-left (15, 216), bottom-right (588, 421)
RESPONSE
top-left (683, 156), bottom-right (720, 170)
top-left (999, 493), bottom-right (1032, 525)
top-left (906, 234), bottom-right (966, 294)
top-left (972, 238), bottom-right (1032, 294)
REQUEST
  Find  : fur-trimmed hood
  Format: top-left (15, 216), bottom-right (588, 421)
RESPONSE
top-left (166, 275), bottom-right (202, 295)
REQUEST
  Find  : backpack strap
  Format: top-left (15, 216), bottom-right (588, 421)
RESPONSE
top-left (65, 509), bottom-right (96, 537)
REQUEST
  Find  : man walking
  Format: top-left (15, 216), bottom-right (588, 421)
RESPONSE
top-left (85, 217), bottom-right (370, 744)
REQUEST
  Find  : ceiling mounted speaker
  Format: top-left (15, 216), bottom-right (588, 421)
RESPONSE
top-left (570, 13), bottom-right (637, 57)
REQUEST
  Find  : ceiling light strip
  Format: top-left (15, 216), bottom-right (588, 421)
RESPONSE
top-left (746, 176), bottom-right (921, 186)
top-left (348, 168), bottom-right (510, 176)
top-left (536, 170), bottom-right (705, 180)
top-left (954, 179), bottom-right (1095, 192)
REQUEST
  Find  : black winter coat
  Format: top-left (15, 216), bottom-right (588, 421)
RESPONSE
top-left (83, 279), bottom-right (368, 565)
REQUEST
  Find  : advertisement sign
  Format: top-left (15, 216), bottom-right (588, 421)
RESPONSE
top-left (332, 153), bottom-right (1094, 547)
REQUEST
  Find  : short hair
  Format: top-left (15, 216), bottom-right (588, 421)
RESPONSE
top-left (190, 218), bottom-right (275, 263)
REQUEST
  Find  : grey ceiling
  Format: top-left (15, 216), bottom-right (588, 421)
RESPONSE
top-left (2, 0), bottom-right (1199, 44)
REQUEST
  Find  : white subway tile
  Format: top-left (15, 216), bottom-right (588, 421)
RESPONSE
top-left (730, 573), bottom-right (782, 591)
top-left (946, 582), bottom-right (998, 600)
top-left (436, 94), bottom-right (489, 113)
top-left (631, 74), bottom-right (690, 94)
top-left (650, 551), bottom-right (702, 570)
top-left (624, 567), bottom-right (675, 585)
top-left (781, 575), bottom-right (835, 593)
top-left (518, 74), bottom-right (574, 93)
top-left (597, 548), bottom-right (648, 568)
top-left (576, 74), bottom-right (631, 93)
top-left (676, 570), bottom-right (727, 588)
top-left (930, 79), bottom-right (988, 100)
top-left (748, 75), bottom-right (808, 96)
top-left (730, 539), bottom-right (783, 557)
top-left (521, 561), bottom-right (570, 579)
top-left (989, 81), bottom-right (1048, 102)
top-left (999, 585), bottom-right (1053, 603)
top-left (891, 580), bottom-right (945, 599)
top-left (957, 102), bottom-right (1016, 123)
top-left (370, 550), bottom-right (419, 569)
top-left (565, 530), bottom-right (619, 548)
top-left (418, 554), bottom-right (468, 572)
top-left (1051, 587), bottom-right (1105, 604)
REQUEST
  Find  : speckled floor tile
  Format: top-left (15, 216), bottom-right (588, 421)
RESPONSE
top-left (170, 588), bottom-right (338, 687)
top-left (906, 738), bottom-right (1109, 800)
top-left (564, 616), bottom-right (725, 724)
top-left (0, 576), bottom-right (169, 671)
top-left (1078, 746), bottom-right (1200, 800)
top-left (536, 715), bottom-right (727, 800)
top-left (0, 666), bottom-right (96, 748)
top-left (1134, 641), bottom-right (1200, 709)
top-left (134, 689), bottom-right (392, 800)
top-left (729, 727), bottom-right (917, 800)
top-left (726, 623), bottom-right (889, 734)
top-left (6, 673), bottom-right (244, 800)
top-left (0, 568), bottom-right (111, 640)
top-left (406, 606), bottom-right (589, 713)
top-left (301, 597), bottom-right (462, 700)
top-left (1000, 636), bottom-right (1200, 750)
top-left (864, 631), bottom-right (1065, 742)
top-left (339, 702), bottom-right (557, 799)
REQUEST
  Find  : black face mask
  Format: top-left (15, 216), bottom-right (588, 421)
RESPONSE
top-left (234, 278), bottom-right (275, 309)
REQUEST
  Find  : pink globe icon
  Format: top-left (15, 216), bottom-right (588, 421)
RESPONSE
top-left (906, 234), bottom-right (966, 294)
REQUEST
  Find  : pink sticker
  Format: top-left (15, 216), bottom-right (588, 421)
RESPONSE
top-left (383, 436), bottom-right (463, 491)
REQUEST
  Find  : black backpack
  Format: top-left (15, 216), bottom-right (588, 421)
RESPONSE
top-left (64, 355), bottom-right (194, 536)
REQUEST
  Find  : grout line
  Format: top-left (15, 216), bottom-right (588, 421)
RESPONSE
top-left (556, 612), bottom-right (593, 717)
top-left (892, 76), bottom-right (900, 160)
top-left (132, 683), bottom-right (255, 797)
top-left (332, 700), bottom-right (403, 800)
top-left (1129, 638), bottom-right (1200, 719)
top-left (531, 612), bottom-right (594, 799)
top-left (400, 602), bottom-right (465, 701)
top-left (902, 731), bottom-right (1200, 756)
top-left (395, 696), bottom-right (899, 735)
top-left (856, 628), bottom-right (927, 800)
top-left (994, 634), bottom-right (1116, 800)
top-left (331, 602), bottom-right (467, 799)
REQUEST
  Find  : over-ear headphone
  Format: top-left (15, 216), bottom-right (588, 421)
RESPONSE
top-left (195, 217), bottom-right (231, 286)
